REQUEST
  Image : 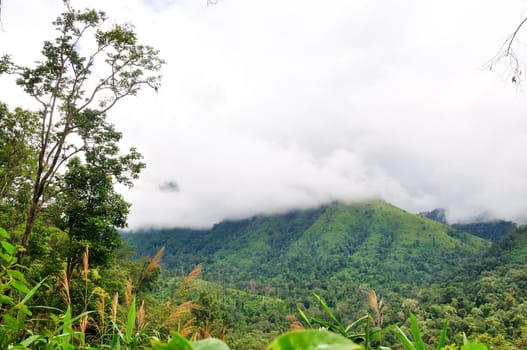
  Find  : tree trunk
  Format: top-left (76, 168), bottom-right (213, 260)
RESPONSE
top-left (19, 197), bottom-right (40, 259)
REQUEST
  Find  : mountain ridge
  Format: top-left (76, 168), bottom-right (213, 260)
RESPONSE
top-left (124, 200), bottom-right (489, 312)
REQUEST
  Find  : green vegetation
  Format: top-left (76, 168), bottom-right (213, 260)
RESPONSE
top-left (126, 203), bottom-right (527, 349)
top-left (451, 221), bottom-right (516, 242)
top-left (125, 201), bottom-right (490, 329)
top-left (1, 1), bottom-right (527, 349)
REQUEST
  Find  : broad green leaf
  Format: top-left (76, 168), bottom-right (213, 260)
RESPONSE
top-left (0, 294), bottom-right (14, 305)
top-left (0, 251), bottom-right (11, 262)
top-left (125, 296), bottom-right (137, 343)
top-left (193, 338), bottom-right (231, 350)
top-left (266, 330), bottom-right (362, 350)
top-left (461, 343), bottom-right (488, 350)
top-left (7, 268), bottom-right (26, 281)
top-left (11, 279), bottom-right (30, 294)
top-left (1, 240), bottom-right (16, 255)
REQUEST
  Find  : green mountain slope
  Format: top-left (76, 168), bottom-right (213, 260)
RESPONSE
top-left (124, 201), bottom-right (490, 323)
top-left (411, 226), bottom-right (527, 348)
top-left (286, 201), bottom-right (486, 286)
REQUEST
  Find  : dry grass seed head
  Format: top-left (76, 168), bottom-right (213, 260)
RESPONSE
top-left (367, 290), bottom-right (379, 315)
top-left (203, 321), bottom-right (211, 339)
top-left (145, 246), bottom-right (165, 274)
top-left (137, 300), bottom-right (146, 331)
top-left (111, 292), bottom-right (119, 323)
top-left (82, 245), bottom-right (89, 281)
top-left (61, 270), bottom-right (71, 306)
top-left (95, 292), bottom-right (105, 331)
top-left (162, 300), bottom-right (198, 327)
top-left (182, 263), bottom-right (203, 289)
top-left (80, 314), bottom-right (88, 334)
top-left (179, 318), bottom-right (195, 338)
top-left (125, 278), bottom-right (133, 309)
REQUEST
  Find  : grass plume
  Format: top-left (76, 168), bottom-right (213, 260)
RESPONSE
top-left (367, 290), bottom-right (384, 328)
top-left (111, 292), bottom-right (118, 324)
top-left (125, 278), bottom-right (133, 310)
top-left (61, 270), bottom-right (71, 307)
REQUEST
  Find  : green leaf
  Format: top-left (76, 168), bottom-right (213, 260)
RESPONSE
top-left (193, 338), bottom-right (231, 350)
top-left (11, 279), bottom-right (30, 294)
top-left (0, 294), bottom-right (14, 305)
top-left (313, 293), bottom-right (345, 331)
top-left (3, 313), bottom-right (23, 330)
top-left (0, 251), bottom-right (11, 262)
top-left (436, 319), bottom-right (448, 350)
top-left (461, 343), bottom-right (488, 350)
top-left (1, 240), bottom-right (16, 255)
top-left (0, 227), bottom-right (9, 239)
top-left (7, 268), bottom-right (26, 281)
top-left (345, 315), bottom-right (369, 333)
top-left (297, 307), bottom-right (312, 328)
top-left (266, 330), bottom-right (362, 350)
top-left (409, 313), bottom-right (426, 350)
top-left (125, 296), bottom-right (136, 343)
top-left (15, 303), bottom-right (32, 316)
top-left (58, 305), bottom-right (74, 342)
top-left (151, 333), bottom-right (193, 350)
top-left (20, 334), bottom-right (46, 347)
top-left (20, 277), bottom-right (47, 304)
top-left (392, 326), bottom-right (415, 350)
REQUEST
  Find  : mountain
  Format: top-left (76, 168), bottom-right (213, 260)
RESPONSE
top-left (418, 207), bottom-right (517, 242)
top-left (124, 201), bottom-right (489, 323)
top-left (451, 220), bottom-right (517, 242)
top-left (418, 208), bottom-right (448, 224)
top-left (412, 225), bottom-right (527, 348)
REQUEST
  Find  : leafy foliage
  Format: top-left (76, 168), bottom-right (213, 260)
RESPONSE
top-left (1, 0), bottom-right (162, 251)
top-left (51, 157), bottom-right (130, 280)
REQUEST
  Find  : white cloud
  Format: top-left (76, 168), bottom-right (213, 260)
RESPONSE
top-left (3, 0), bottom-right (527, 228)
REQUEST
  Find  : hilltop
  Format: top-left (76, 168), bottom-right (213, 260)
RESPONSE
top-left (124, 201), bottom-right (489, 322)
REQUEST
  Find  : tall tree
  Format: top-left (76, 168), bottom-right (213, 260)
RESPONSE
top-left (1, 1), bottom-right (164, 250)
top-left (0, 103), bottom-right (38, 231)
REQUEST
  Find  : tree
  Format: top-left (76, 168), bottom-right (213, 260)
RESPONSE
top-left (1, 1), bottom-right (164, 251)
top-left (0, 103), bottom-right (38, 231)
top-left (52, 156), bottom-right (131, 280)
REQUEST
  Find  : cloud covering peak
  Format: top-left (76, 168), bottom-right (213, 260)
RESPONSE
top-left (2, 0), bottom-right (527, 228)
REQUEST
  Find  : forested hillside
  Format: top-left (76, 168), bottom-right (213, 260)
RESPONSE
top-left (124, 203), bottom-right (527, 348)
top-left (125, 201), bottom-right (490, 325)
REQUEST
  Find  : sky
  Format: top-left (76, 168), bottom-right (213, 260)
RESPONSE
top-left (2, 0), bottom-right (527, 228)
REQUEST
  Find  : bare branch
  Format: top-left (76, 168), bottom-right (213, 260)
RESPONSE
top-left (488, 16), bottom-right (527, 84)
